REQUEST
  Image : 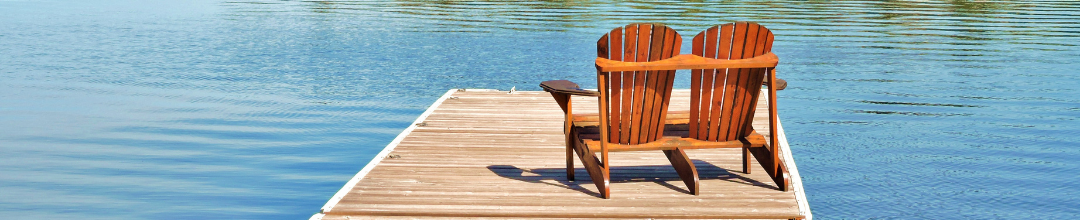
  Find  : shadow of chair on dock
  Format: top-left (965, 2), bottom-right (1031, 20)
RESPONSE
top-left (488, 160), bottom-right (777, 198)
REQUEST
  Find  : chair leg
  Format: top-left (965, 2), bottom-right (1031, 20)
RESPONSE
top-left (664, 148), bottom-right (699, 195)
top-left (552, 93), bottom-right (575, 181)
top-left (748, 146), bottom-right (789, 191)
top-left (574, 141), bottom-right (610, 199)
top-left (565, 129), bottom-right (575, 181)
top-left (743, 146), bottom-right (752, 174)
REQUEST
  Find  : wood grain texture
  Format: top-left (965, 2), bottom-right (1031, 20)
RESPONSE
top-left (607, 27), bottom-right (623, 143)
top-left (320, 90), bottom-right (802, 219)
top-left (594, 53), bottom-right (778, 72)
top-left (629, 24), bottom-right (648, 145)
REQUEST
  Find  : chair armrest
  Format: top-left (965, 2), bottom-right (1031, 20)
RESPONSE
top-left (539, 80), bottom-right (599, 97)
top-left (765, 78), bottom-right (787, 90)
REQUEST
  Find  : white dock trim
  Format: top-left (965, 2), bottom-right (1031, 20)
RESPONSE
top-left (778, 115), bottom-right (813, 220)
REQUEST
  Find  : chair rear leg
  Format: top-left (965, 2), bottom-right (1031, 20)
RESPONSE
top-left (664, 148), bottom-right (699, 195)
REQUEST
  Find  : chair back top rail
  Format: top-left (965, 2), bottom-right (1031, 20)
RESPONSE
top-left (595, 53), bottom-right (777, 72)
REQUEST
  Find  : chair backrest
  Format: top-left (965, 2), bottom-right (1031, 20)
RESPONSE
top-left (596, 23), bottom-right (682, 145)
top-left (688, 22), bottom-right (774, 142)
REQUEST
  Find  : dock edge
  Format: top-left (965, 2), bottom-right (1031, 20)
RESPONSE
top-left (776, 113), bottom-right (813, 220)
top-left (310, 89), bottom-right (459, 220)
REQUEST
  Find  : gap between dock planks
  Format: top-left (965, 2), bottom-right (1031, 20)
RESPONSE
top-left (313, 89), bottom-right (810, 220)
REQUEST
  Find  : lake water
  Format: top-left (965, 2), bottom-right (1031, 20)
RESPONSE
top-left (2, 0), bottom-right (1078, 219)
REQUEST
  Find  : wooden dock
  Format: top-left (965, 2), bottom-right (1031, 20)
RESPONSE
top-left (311, 89), bottom-right (811, 219)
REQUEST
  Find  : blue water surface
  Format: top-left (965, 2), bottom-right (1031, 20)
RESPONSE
top-left (2, 0), bottom-right (1079, 219)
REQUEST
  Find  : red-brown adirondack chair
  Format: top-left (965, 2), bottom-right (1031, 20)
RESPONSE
top-left (684, 22), bottom-right (789, 191)
top-left (541, 22), bottom-right (788, 198)
top-left (542, 23), bottom-right (686, 199)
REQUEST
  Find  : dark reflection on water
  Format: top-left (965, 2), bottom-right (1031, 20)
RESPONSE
top-left (1, 0), bottom-right (1078, 219)
top-left (859, 100), bottom-right (983, 108)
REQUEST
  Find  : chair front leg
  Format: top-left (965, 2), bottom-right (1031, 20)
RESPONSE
top-left (564, 114), bottom-right (574, 181)
top-left (546, 92), bottom-right (575, 181)
top-left (743, 146), bottom-right (752, 174)
top-left (566, 132), bottom-right (575, 181)
top-left (574, 139), bottom-right (610, 199)
top-left (664, 148), bottom-right (699, 195)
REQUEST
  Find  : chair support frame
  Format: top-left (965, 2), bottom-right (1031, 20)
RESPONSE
top-left (540, 22), bottom-right (789, 199)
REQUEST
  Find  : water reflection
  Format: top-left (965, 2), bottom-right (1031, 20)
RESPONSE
top-left (850, 110), bottom-right (974, 117)
top-left (859, 100), bottom-right (982, 108)
top-left (272, 0), bottom-right (1079, 44)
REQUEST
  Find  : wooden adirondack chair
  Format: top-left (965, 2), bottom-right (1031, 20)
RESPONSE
top-left (685, 22), bottom-right (789, 191)
top-left (542, 23), bottom-right (686, 199)
top-left (541, 22), bottom-right (788, 198)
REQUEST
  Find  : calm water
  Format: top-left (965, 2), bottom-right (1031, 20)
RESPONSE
top-left (2, 0), bottom-right (1078, 219)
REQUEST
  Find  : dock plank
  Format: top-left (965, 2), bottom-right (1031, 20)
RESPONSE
top-left (317, 90), bottom-right (804, 219)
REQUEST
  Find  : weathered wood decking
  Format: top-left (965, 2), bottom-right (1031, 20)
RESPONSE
top-left (312, 89), bottom-right (810, 219)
